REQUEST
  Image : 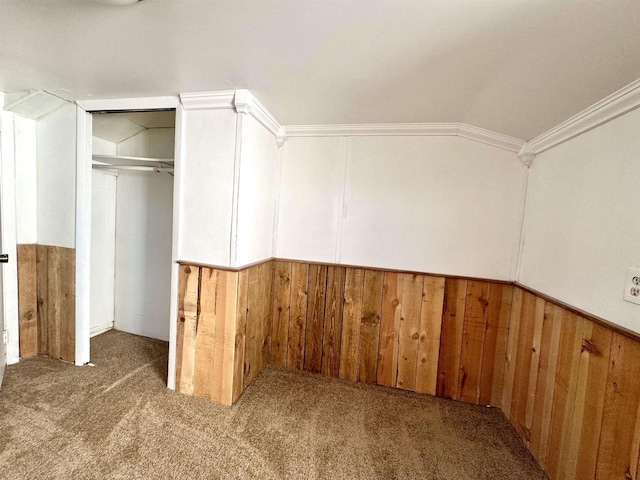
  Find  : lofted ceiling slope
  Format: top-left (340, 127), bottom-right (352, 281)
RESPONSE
top-left (0, 0), bottom-right (639, 140)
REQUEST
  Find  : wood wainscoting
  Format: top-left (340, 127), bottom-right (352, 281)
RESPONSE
top-left (269, 260), bottom-right (512, 406)
top-left (175, 261), bottom-right (272, 405)
top-left (175, 259), bottom-right (640, 479)
top-left (16, 244), bottom-right (75, 362)
top-left (502, 287), bottom-right (640, 480)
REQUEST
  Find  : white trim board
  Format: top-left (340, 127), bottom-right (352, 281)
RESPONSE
top-left (77, 96), bottom-right (179, 112)
top-left (525, 77), bottom-right (640, 156)
top-left (180, 90), bottom-right (286, 144)
top-left (284, 123), bottom-right (525, 154)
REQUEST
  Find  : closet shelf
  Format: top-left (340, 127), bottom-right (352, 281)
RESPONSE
top-left (92, 154), bottom-right (174, 168)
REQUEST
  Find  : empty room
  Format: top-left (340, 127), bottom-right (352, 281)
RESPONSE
top-left (0, 1), bottom-right (639, 479)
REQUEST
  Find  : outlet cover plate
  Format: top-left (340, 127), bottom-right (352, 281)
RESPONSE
top-left (623, 266), bottom-right (640, 305)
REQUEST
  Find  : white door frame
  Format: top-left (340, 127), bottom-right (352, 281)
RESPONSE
top-left (75, 96), bottom-right (182, 377)
top-left (0, 101), bottom-right (20, 367)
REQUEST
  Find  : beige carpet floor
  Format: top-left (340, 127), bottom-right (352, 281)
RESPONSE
top-left (0, 330), bottom-right (546, 479)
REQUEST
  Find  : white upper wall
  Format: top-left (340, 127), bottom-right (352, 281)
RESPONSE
top-left (14, 115), bottom-right (37, 244)
top-left (177, 108), bottom-right (238, 266)
top-left (117, 128), bottom-right (175, 158)
top-left (276, 134), bottom-right (525, 280)
top-left (518, 107), bottom-right (640, 334)
top-left (114, 170), bottom-right (174, 341)
top-left (234, 115), bottom-right (277, 266)
top-left (36, 102), bottom-right (77, 248)
top-left (275, 136), bottom-right (345, 263)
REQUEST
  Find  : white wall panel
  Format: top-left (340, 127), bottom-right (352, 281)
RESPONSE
top-left (36, 103), bottom-right (77, 248)
top-left (234, 115), bottom-right (277, 266)
top-left (114, 170), bottom-right (173, 341)
top-left (90, 170), bottom-right (116, 336)
top-left (178, 109), bottom-right (237, 266)
top-left (519, 107), bottom-right (640, 334)
top-left (341, 136), bottom-right (524, 280)
top-left (92, 136), bottom-right (116, 156)
top-left (276, 136), bottom-right (345, 263)
top-left (14, 115), bottom-right (37, 244)
top-left (117, 128), bottom-right (175, 158)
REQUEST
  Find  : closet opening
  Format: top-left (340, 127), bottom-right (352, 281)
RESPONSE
top-left (88, 109), bottom-right (176, 377)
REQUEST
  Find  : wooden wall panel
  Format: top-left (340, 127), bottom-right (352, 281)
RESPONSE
top-left (172, 257), bottom-right (640, 480)
top-left (377, 272), bottom-right (403, 387)
top-left (287, 262), bottom-right (308, 370)
top-left (358, 269), bottom-right (383, 385)
top-left (175, 262), bottom-right (268, 405)
top-left (339, 268), bottom-right (364, 382)
top-left (270, 261), bottom-right (291, 368)
top-left (322, 266), bottom-right (344, 377)
top-left (17, 244), bottom-right (38, 358)
top-left (436, 278), bottom-right (467, 399)
top-left (304, 265), bottom-right (326, 374)
top-left (415, 276), bottom-right (445, 396)
top-left (268, 263), bottom-right (512, 408)
top-left (15, 244), bottom-right (76, 363)
top-left (396, 273), bottom-right (423, 391)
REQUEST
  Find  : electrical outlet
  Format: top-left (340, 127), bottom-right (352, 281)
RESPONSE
top-left (624, 267), bottom-right (640, 305)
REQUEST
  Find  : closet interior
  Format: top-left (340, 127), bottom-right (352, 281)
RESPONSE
top-left (89, 110), bottom-right (175, 345)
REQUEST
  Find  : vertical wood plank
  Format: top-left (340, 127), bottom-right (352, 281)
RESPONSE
top-left (359, 269), bottom-right (384, 385)
top-left (595, 333), bottom-right (640, 480)
top-left (479, 283), bottom-right (513, 406)
top-left (322, 266), bottom-right (344, 378)
top-left (415, 275), bottom-right (445, 396)
top-left (287, 262), bottom-right (309, 370)
top-left (564, 321), bottom-right (612, 480)
top-left (545, 311), bottom-right (583, 480)
top-left (340, 268), bottom-right (364, 382)
top-left (502, 287), bottom-right (523, 416)
top-left (233, 268), bottom-right (249, 402)
top-left (377, 272), bottom-right (403, 387)
top-left (523, 297), bottom-right (545, 442)
top-left (36, 245), bottom-right (49, 355)
top-left (270, 261), bottom-right (291, 367)
top-left (258, 262), bottom-right (273, 373)
top-left (458, 280), bottom-right (490, 404)
top-left (396, 273), bottom-right (424, 391)
top-left (177, 265), bottom-right (200, 395)
top-left (436, 278), bottom-right (467, 399)
top-left (529, 301), bottom-right (563, 468)
top-left (304, 264), bottom-right (327, 373)
top-left (244, 265), bottom-right (261, 387)
top-left (175, 264), bottom-right (192, 390)
top-left (218, 270), bottom-right (239, 405)
top-left (508, 291), bottom-right (538, 440)
top-left (46, 247), bottom-right (61, 360)
top-left (17, 244), bottom-right (38, 359)
top-left (193, 268), bottom-right (217, 400)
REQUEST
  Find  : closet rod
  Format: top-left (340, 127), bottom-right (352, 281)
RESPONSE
top-left (92, 164), bottom-right (174, 174)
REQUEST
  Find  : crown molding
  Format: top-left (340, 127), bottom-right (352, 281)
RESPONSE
top-left (179, 90), bottom-right (235, 110)
top-left (180, 89), bottom-right (285, 143)
top-left (233, 89), bottom-right (285, 142)
top-left (284, 123), bottom-right (524, 153)
top-left (77, 95), bottom-right (179, 111)
top-left (517, 142), bottom-right (536, 167)
top-left (527, 78), bottom-right (640, 156)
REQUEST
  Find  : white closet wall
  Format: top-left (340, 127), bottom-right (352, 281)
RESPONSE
top-left (90, 170), bottom-right (117, 336)
top-left (114, 170), bottom-right (173, 341)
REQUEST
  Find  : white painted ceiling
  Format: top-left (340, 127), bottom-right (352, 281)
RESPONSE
top-left (1, 0), bottom-right (639, 140)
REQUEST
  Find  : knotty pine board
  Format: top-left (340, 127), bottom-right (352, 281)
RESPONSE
top-left (16, 244), bottom-right (75, 362)
top-left (174, 259), bottom-right (640, 480)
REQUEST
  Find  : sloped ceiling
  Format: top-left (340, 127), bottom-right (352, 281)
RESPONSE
top-left (0, 0), bottom-right (639, 140)
top-left (93, 111), bottom-right (175, 143)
